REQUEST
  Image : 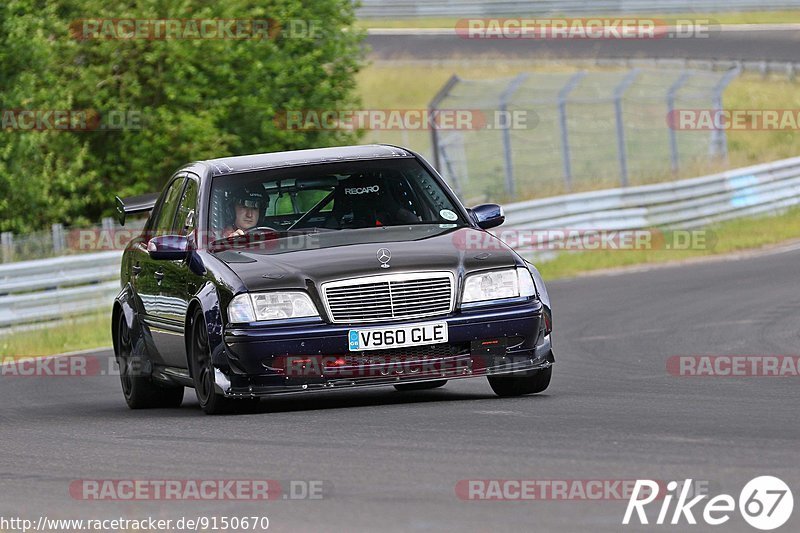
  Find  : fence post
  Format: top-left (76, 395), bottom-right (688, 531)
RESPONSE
top-left (557, 71), bottom-right (587, 192)
top-left (666, 71), bottom-right (692, 174)
top-left (709, 67), bottom-right (742, 162)
top-left (613, 69), bottom-right (640, 187)
top-left (498, 73), bottom-right (529, 198)
top-left (1, 232), bottom-right (13, 263)
top-left (51, 223), bottom-right (65, 255)
top-left (428, 74), bottom-right (461, 174)
top-left (439, 144), bottom-right (461, 196)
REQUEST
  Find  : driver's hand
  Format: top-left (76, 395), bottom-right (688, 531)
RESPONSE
top-left (229, 228), bottom-right (245, 237)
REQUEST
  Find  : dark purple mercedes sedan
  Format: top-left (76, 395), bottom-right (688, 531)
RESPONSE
top-left (113, 145), bottom-right (553, 414)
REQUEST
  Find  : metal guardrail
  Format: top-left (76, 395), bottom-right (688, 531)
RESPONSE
top-left (501, 156), bottom-right (800, 236)
top-left (2, 155), bottom-right (800, 329)
top-left (357, 0), bottom-right (800, 18)
top-left (0, 251), bottom-right (121, 329)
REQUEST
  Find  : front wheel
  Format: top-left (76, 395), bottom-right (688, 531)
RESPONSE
top-left (116, 313), bottom-right (184, 409)
top-left (488, 367), bottom-right (552, 397)
top-left (189, 310), bottom-right (259, 415)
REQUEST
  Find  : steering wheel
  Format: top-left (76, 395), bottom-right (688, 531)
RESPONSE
top-left (223, 226), bottom-right (279, 244)
top-left (242, 225), bottom-right (279, 235)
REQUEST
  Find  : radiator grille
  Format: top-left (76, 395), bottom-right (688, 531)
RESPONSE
top-left (323, 272), bottom-right (454, 323)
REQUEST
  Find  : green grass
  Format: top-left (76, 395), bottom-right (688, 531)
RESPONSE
top-left (725, 74), bottom-right (800, 168)
top-left (535, 207), bottom-right (800, 280)
top-left (0, 313), bottom-right (110, 359)
top-left (357, 10), bottom-right (800, 28)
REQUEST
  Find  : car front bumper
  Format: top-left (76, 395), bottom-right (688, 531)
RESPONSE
top-left (220, 299), bottom-right (553, 397)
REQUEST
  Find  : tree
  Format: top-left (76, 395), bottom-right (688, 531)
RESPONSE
top-left (0, 0), bottom-right (365, 232)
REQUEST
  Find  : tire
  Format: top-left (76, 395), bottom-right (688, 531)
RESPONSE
top-left (189, 310), bottom-right (260, 415)
top-left (394, 380), bottom-right (448, 391)
top-left (116, 313), bottom-right (184, 409)
top-left (488, 367), bottom-right (552, 397)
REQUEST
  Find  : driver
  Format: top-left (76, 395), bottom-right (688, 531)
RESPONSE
top-left (223, 187), bottom-right (267, 238)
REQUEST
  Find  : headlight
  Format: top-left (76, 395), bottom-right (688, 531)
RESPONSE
top-left (227, 292), bottom-right (319, 323)
top-left (462, 268), bottom-right (537, 304)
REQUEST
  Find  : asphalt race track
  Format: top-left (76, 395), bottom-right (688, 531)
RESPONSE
top-left (2, 246), bottom-right (799, 532)
top-left (366, 28), bottom-right (800, 62)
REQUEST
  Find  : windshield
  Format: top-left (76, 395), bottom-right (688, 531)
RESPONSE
top-left (208, 158), bottom-right (467, 241)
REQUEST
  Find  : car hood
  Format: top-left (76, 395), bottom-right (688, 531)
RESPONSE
top-left (212, 225), bottom-right (521, 292)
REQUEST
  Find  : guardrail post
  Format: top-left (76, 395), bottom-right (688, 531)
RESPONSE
top-left (667, 71), bottom-right (692, 174)
top-left (428, 74), bottom-right (461, 175)
top-left (557, 71), bottom-right (587, 191)
top-left (1, 232), bottom-right (13, 263)
top-left (498, 73), bottom-right (530, 198)
top-left (51, 223), bottom-right (65, 255)
top-left (613, 69), bottom-right (640, 187)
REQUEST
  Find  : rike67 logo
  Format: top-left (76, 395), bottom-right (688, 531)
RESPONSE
top-left (623, 476), bottom-right (793, 530)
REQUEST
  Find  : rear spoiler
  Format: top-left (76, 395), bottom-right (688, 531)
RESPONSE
top-left (115, 193), bottom-right (159, 226)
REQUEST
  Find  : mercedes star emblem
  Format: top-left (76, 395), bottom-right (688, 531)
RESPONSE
top-left (377, 248), bottom-right (391, 268)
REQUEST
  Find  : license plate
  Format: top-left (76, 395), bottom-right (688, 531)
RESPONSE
top-left (348, 321), bottom-right (448, 351)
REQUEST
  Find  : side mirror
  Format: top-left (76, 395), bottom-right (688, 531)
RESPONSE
top-left (471, 204), bottom-right (505, 230)
top-left (147, 235), bottom-right (189, 260)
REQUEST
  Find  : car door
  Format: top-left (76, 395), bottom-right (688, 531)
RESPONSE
top-left (149, 175), bottom-right (200, 368)
top-left (138, 175), bottom-right (187, 365)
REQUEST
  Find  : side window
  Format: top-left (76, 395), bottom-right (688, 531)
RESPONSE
top-left (152, 178), bottom-right (185, 236)
top-left (175, 179), bottom-right (199, 236)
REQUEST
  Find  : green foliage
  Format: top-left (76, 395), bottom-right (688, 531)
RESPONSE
top-left (0, 0), bottom-right (365, 233)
